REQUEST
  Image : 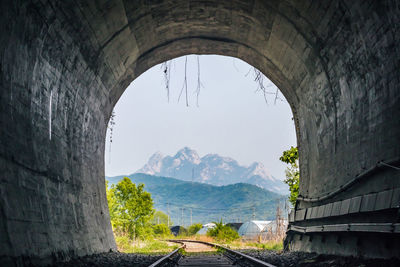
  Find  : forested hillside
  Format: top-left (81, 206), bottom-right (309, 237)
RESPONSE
top-left (106, 173), bottom-right (288, 225)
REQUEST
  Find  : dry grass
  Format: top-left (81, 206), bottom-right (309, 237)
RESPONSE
top-left (115, 232), bottom-right (284, 254)
top-left (173, 234), bottom-right (283, 252)
top-left (224, 239), bottom-right (283, 251)
top-left (115, 235), bottom-right (179, 254)
top-left (193, 235), bottom-right (215, 243)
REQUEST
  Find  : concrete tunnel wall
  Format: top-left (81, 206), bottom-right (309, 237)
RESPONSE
top-left (0, 0), bottom-right (399, 263)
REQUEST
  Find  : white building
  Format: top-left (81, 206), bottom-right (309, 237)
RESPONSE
top-left (197, 223), bottom-right (216, 235)
top-left (238, 220), bottom-right (271, 240)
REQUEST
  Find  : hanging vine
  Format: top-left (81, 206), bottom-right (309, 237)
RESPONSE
top-left (247, 67), bottom-right (284, 104)
top-left (195, 55), bottom-right (204, 107)
top-left (160, 56), bottom-right (286, 107)
top-left (161, 60), bottom-right (172, 102)
top-left (252, 68), bottom-right (274, 104)
top-left (178, 56), bottom-right (189, 106)
top-left (162, 56), bottom-right (204, 107)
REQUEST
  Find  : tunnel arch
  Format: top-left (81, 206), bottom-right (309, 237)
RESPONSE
top-left (102, 2), bottom-right (339, 201)
top-left (0, 0), bottom-right (399, 264)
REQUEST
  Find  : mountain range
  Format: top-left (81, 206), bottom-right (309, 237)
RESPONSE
top-left (106, 173), bottom-right (287, 225)
top-left (136, 147), bottom-right (288, 194)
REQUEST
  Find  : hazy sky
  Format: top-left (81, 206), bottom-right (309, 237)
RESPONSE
top-left (105, 55), bottom-right (296, 180)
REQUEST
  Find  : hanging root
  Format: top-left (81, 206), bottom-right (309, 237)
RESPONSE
top-left (252, 67), bottom-right (285, 104)
top-left (178, 56), bottom-right (189, 106)
top-left (161, 60), bottom-right (172, 102)
top-left (195, 55), bottom-right (204, 107)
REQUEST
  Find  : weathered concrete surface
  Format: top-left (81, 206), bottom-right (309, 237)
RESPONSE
top-left (0, 0), bottom-right (399, 264)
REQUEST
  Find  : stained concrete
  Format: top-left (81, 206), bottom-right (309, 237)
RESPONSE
top-left (0, 0), bottom-right (399, 264)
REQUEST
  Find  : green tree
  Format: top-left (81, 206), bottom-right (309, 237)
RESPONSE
top-left (279, 146), bottom-right (299, 206)
top-left (108, 177), bottom-right (154, 239)
top-left (187, 223), bottom-right (202, 236)
top-left (150, 211), bottom-right (171, 226)
top-left (152, 224), bottom-right (172, 238)
top-left (176, 227), bottom-right (188, 237)
top-left (207, 220), bottom-right (239, 242)
top-left (106, 181), bottom-right (118, 224)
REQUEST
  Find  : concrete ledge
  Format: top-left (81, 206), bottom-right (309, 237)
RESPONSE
top-left (287, 223), bottom-right (400, 234)
top-left (290, 187), bottom-right (400, 222)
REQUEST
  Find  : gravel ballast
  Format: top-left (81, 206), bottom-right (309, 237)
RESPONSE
top-left (239, 249), bottom-right (400, 267)
top-left (51, 250), bottom-right (400, 267)
top-left (52, 252), bottom-right (163, 267)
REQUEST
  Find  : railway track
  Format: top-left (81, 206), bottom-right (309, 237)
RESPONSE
top-left (149, 240), bottom-right (276, 267)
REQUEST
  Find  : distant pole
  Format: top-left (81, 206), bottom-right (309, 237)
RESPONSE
top-left (276, 199), bottom-right (282, 236)
top-left (285, 199), bottom-right (288, 217)
top-left (157, 215), bottom-right (159, 225)
top-left (252, 207), bottom-right (256, 220)
top-left (276, 200), bottom-right (281, 222)
top-left (190, 208), bottom-right (192, 226)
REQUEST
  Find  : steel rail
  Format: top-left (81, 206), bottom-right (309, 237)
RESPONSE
top-left (148, 241), bottom-right (185, 267)
top-left (168, 239), bottom-right (276, 267)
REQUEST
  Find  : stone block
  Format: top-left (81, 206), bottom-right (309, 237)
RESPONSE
top-left (331, 201), bottom-right (342, 217)
top-left (306, 207), bottom-right (314, 220)
top-left (316, 204), bottom-right (326, 218)
top-left (295, 209), bottom-right (306, 221)
top-left (339, 198), bottom-right (351, 215)
top-left (349, 196), bottom-right (362, 214)
top-left (360, 193), bottom-right (377, 212)
top-left (391, 188), bottom-right (400, 208)
top-left (375, 189), bottom-right (393, 211)
top-left (323, 202), bottom-right (333, 217)
top-left (289, 210), bottom-right (295, 222)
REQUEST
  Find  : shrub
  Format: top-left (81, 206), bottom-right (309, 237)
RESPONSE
top-left (206, 220), bottom-right (239, 242)
top-left (153, 224), bottom-right (172, 238)
top-left (279, 146), bottom-right (299, 206)
top-left (115, 234), bottom-right (133, 252)
top-left (176, 227), bottom-right (188, 237)
top-left (135, 225), bottom-right (155, 240)
top-left (187, 223), bottom-right (203, 236)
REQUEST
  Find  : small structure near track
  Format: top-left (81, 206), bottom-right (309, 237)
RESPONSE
top-left (239, 220), bottom-right (288, 241)
top-left (226, 222), bottom-right (243, 231)
top-left (260, 220), bottom-right (288, 241)
top-left (197, 223), bottom-right (216, 235)
top-left (170, 225), bottom-right (187, 236)
top-left (238, 221), bottom-right (271, 241)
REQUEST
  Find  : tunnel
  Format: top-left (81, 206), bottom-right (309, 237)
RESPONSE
top-left (0, 0), bottom-right (399, 265)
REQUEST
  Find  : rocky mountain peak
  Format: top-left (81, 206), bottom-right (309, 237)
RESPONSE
top-left (174, 147), bottom-right (201, 164)
top-left (136, 147), bottom-right (288, 194)
top-left (139, 151), bottom-right (163, 175)
top-left (247, 162), bottom-right (272, 180)
top-left (149, 151), bottom-right (163, 162)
